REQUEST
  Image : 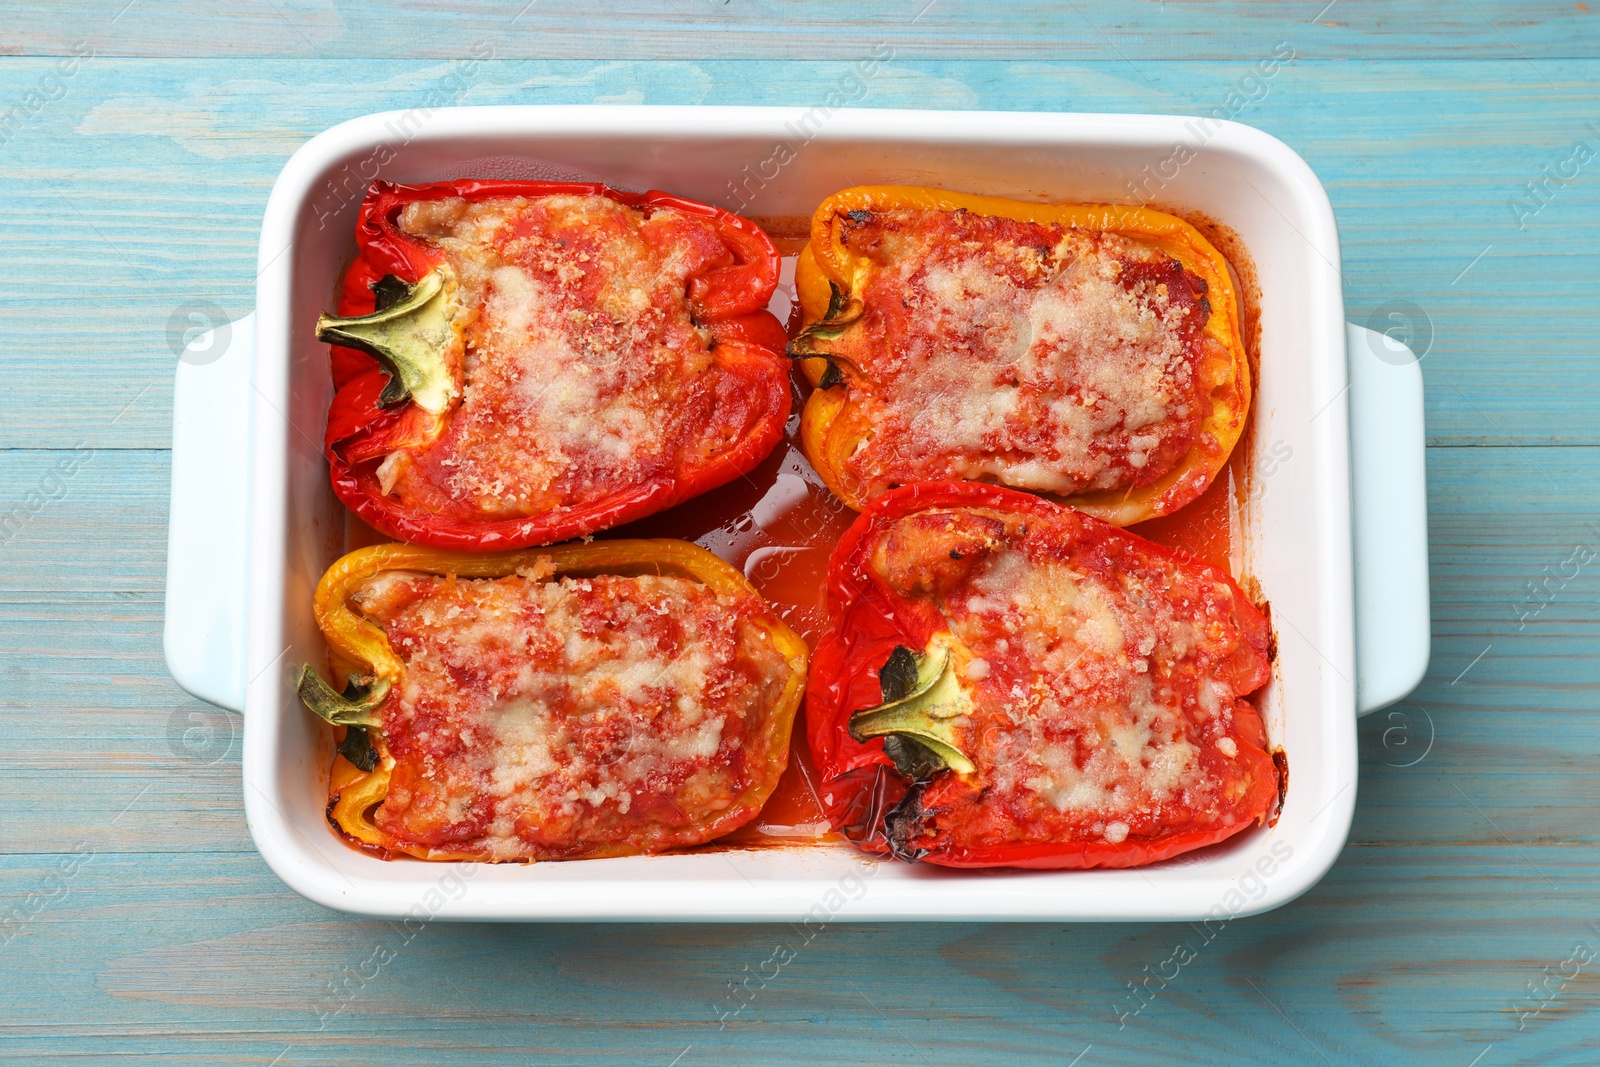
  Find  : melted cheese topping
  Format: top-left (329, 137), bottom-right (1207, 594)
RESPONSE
top-left (358, 569), bottom-right (793, 860)
top-left (868, 506), bottom-right (1270, 849)
top-left (833, 209), bottom-right (1211, 497)
top-left (385, 195), bottom-right (744, 519)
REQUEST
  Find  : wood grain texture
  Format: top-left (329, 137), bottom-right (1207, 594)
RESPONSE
top-left (1, 847), bottom-right (1598, 1065)
top-left (3, 1), bottom-right (1600, 1063)
top-left (5, 1), bottom-right (1599, 60)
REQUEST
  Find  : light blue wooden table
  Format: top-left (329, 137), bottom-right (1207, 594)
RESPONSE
top-left (3, 3), bottom-right (1598, 1063)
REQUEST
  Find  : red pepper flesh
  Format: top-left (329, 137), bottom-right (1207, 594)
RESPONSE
top-left (807, 480), bottom-right (1279, 870)
top-left (322, 179), bottom-right (790, 551)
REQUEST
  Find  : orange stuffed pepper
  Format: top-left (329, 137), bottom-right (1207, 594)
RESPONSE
top-left (789, 186), bottom-right (1251, 524)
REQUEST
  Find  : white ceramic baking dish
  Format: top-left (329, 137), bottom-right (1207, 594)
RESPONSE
top-left (164, 106), bottom-right (1429, 922)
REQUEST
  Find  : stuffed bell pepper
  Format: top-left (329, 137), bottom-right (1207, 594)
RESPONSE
top-left (316, 179), bottom-right (792, 550)
top-left (807, 481), bottom-right (1278, 869)
top-left (789, 186), bottom-right (1251, 524)
top-left (297, 540), bottom-right (808, 861)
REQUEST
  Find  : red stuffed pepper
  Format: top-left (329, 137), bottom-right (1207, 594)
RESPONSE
top-left (315, 179), bottom-right (791, 550)
top-left (808, 481), bottom-right (1279, 869)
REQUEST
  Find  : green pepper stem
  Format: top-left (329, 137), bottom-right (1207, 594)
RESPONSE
top-left (848, 641), bottom-right (976, 776)
top-left (296, 664), bottom-right (389, 729)
top-left (785, 281), bottom-right (864, 360)
top-left (315, 267), bottom-right (461, 414)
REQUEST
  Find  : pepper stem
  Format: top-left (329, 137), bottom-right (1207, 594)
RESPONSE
top-left (337, 724), bottom-right (380, 772)
top-left (315, 267), bottom-right (461, 414)
top-left (786, 281), bottom-right (865, 384)
top-left (848, 640), bottom-right (976, 776)
top-left (296, 664), bottom-right (390, 729)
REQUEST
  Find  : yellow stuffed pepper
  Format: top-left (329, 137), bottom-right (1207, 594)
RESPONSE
top-left (297, 539), bottom-right (808, 862)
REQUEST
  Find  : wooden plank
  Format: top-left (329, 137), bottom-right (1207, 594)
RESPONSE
top-left (0, 450), bottom-right (169, 594)
top-left (0, 593), bottom-right (250, 856)
top-left (0, 845), bottom-right (1596, 1064)
top-left (5, 1), bottom-right (1598, 61)
top-left (1424, 442), bottom-right (1600, 718)
top-left (0, 57), bottom-right (1596, 447)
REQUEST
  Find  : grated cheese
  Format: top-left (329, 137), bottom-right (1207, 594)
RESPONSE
top-left (358, 569), bottom-right (793, 859)
top-left (831, 209), bottom-right (1212, 498)
top-left (380, 195), bottom-right (741, 518)
top-left (869, 506), bottom-right (1267, 845)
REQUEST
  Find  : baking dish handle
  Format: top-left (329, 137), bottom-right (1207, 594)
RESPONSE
top-left (1347, 321), bottom-right (1431, 716)
top-left (163, 312), bottom-right (254, 713)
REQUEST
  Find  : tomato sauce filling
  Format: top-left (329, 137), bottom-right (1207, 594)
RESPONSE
top-left (376, 194), bottom-right (766, 520)
top-left (862, 504), bottom-right (1275, 855)
top-left (828, 207), bottom-right (1216, 499)
top-left (351, 566), bottom-right (796, 860)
